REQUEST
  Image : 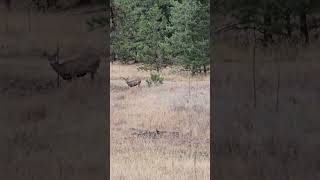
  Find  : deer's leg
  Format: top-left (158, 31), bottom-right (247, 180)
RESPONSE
top-left (70, 73), bottom-right (75, 82)
top-left (57, 74), bottom-right (60, 88)
top-left (90, 72), bottom-right (95, 80)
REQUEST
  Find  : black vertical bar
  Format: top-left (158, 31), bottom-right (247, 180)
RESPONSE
top-left (106, 0), bottom-right (111, 178)
top-left (210, 0), bottom-right (214, 179)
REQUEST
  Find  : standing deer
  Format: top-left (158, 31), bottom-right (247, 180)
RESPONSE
top-left (46, 46), bottom-right (101, 87)
top-left (120, 77), bottom-right (141, 87)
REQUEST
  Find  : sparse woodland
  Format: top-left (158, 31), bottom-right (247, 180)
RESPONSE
top-left (89, 0), bottom-right (210, 75)
top-left (214, 0), bottom-right (320, 45)
top-left (213, 0), bottom-right (320, 179)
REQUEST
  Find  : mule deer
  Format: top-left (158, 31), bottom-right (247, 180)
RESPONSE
top-left (120, 77), bottom-right (141, 87)
top-left (46, 46), bottom-right (101, 87)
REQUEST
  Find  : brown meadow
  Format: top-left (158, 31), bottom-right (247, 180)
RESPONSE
top-left (110, 63), bottom-right (210, 179)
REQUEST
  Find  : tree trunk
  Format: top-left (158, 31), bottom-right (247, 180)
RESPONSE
top-left (57, 74), bottom-right (60, 88)
top-left (4, 0), bottom-right (11, 33)
top-left (28, 8), bottom-right (32, 33)
top-left (5, 12), bottom-right (9, 33)
top-left (48, 0), bottom-right (58, 9)
top-left (5, 0), bottom-right (11, 11)
top-left (299, 11), bottom-right (309, 45)
top-left (111, 5), bottom-right (116, 32)
top-left (263, 13), bottom-right (272, 46)
top-left (285, 12), bottom-right (292, 38)
top-left (275, 58), bottom-right (280, 112)
top-left (191, 66), bottom-right (196, 76)
top-left (203, 65), bottom-right (207, 74)
top-left (252, 26), bottom-right (257, 108)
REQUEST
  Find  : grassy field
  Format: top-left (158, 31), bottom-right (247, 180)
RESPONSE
top-left (1, 5), bottom-right (210, 179)
top-left (0, 56), bottom-right (107, 180)
top-left (6, 2), bottom-right (320, 180)
top-left (110, 63), bottom-right (210, 179)
top-left (212, 29), bottom-right (320, 179)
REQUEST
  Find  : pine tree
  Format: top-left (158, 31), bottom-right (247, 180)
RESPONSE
top-left (136, 2), bottom-right (171, 72)
top-left (91, 0), bottom-right (210, 75)
top-left (111, 0), bottom-right (172, 71)
top-left (166, 0), bottom-right (209, 74)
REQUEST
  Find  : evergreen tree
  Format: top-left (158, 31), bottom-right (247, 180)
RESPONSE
top-left (111, 0), bottom-right (172, 71)
top-left (166, 0), bottom-right (209, 74)
top-left (136, 2), bottom-right (171, 72)
top-left (90, 0), bottom-right (210, 74)
top-left (223, 0), bottom-right (320, 45)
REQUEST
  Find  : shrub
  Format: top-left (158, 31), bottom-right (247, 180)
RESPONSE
top-left (146, 73), bottom-right (164, 87)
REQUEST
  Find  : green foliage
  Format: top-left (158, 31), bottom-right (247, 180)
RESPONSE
top-left (146, 73), bottom-right (164, 87)
top-left (146, 79), bottom-right (152, 87)
top-left (110, 0), bottom-right (140, 63)
top-left (86, 16), bottom-right (109, 31)
top-left (223, 0), bottom-right (320, 45)
top-left (166, 0), bottom-right (209, 74)
top-left (30, 0), bottom-right (49, 12)
top-left (88, 0), bottom-right (209, 74)
top-left (135, 2), bottom-right (171, 72)
top-left (29, 0), bottom-right (104, 12)
top-left (110, 0), bottom-right (173, 69)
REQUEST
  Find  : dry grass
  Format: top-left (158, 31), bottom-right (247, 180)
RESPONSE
top-left (0, 56), bottom-right (107, 179)
top-left (212, 32), bottom-right (320, 179)
top-left (110, 62), bottom-right (209, 81)
top-left (110, 63), bottom-right (210, 180)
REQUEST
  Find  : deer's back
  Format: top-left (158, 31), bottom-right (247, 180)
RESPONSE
top-left (60, 53), bottom-right (100, 73)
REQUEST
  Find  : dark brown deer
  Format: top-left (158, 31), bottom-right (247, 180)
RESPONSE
top-left (46, 46), bottom-right (101, 87)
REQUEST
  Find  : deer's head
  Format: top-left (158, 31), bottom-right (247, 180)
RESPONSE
top-left (46, 45), bottom-right (60, 65)
top-left (120, 76), bottom-right (129, 81)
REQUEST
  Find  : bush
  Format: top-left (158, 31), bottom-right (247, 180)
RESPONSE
top-left (31, 0), bottom-right (49, 12)
top-left (146, 73), bottom-right (164, 87)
